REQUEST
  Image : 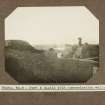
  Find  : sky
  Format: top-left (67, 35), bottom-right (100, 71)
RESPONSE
top-left (5, 6), bottom-right (99, 45)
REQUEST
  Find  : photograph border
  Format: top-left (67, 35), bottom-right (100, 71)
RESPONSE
top-left (0, 0), bottom-right (104, 86)
top-left (0, 0), bottom-right (105, 105)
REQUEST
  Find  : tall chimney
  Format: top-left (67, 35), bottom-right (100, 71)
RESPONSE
top-left (78, 37), bottom-right (82, 46)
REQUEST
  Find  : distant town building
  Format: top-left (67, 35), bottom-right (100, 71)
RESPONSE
top-left (73, 37), bottom-right (83, 58)
top-left (72, 37), bottom-right (98, 59)
top-left (82, 42), bottom-right (90, 58)
top-left (57, 52), bottom-right (63, 58)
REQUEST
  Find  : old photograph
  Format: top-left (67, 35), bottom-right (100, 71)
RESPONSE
top-left (5, 6), bottom-right (99, 83)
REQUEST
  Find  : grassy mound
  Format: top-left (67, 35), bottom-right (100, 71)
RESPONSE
top-left (5, 40), bottom-right (43, 53)
top-left (5, 40), bottom-right (95, 83)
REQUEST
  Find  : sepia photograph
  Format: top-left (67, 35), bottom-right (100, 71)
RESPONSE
top-left (5, 6), bottom-right (99, 84)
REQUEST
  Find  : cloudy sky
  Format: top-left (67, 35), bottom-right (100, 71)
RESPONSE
top-left (5, 6), bottom-right (99, 45)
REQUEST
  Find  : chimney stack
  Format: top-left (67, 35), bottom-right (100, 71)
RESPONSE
top-left (78, 37), bottom-right (82, 46)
